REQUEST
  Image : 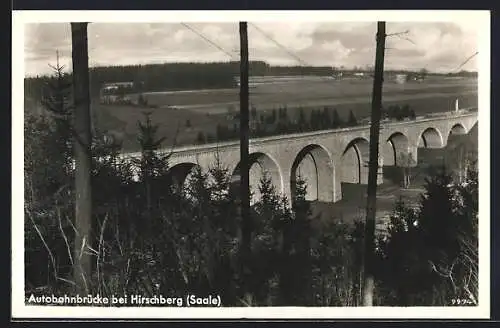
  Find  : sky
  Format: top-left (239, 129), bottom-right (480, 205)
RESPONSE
top-left (24, 21), bottom-right (478, 77)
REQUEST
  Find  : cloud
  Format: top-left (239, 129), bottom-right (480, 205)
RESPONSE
top-left (24, 23), bottom-right (73, 73)
top-left (23, 21), bottom-right (478, 76)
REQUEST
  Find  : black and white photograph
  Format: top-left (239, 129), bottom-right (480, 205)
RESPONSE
top-left (12, 10), bottom-right (490, 319)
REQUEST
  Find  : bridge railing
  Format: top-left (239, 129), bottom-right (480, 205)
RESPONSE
top-left (421, 107), bottom-right (477, 119)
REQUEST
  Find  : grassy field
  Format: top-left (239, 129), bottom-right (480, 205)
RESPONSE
top-left (139, 76), bottom-right (477, 111)
top-left (91, 76), bottom-right (477, 151)
top-left (93, 103), bottom-right (222, 151)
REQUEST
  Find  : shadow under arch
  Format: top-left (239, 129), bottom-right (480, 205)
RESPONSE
top-left (341, 137), bottom-right (370, 184)
top-left (382, 132), bottom-right (410, 167)
top-left (449, 123), bottom-right (468, 136)
top-left (446, 123), bottom-right (469, 148)
top-left (166, 162), bottom-right (200, 195)
top-left (418, 127), bottom-right (444, 149)
top-left (230, 152), bottom-right (283, 205)
top-left (290, 144), bottom-right (335, 202)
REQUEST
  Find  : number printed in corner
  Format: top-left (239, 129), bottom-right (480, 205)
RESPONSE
top-left (451, 298), bottom-right (475, 306)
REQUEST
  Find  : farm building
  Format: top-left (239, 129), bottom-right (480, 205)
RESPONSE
top-left (395, 74), bottom-right (407, 84)
top-left (100, 82), bottom-right (135, 104)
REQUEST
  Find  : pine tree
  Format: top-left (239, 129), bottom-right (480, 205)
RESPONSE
top-left (377, 196), bottom-right (426, 305)
top-left (402, 104), bottom-right (410, 119)
top-left (196, 131), bottom-right (206, 144)
top-left (378, 165), bottom-right (479, 305)
top-left (271, 109), bottom-right (277, 124)
top-left (208, 153), bottom-right (232, 204)
top-left (232, 123), bottom-right (239, 138)
top-left (282, 106), bottom-right (289, 127)
top-left (259, 114), bottom-right (265, 125)
top-left (280, 175), bottom-right (313, 305)
top-left (134, 112), bottom-right (170, 215)
top-left (206, 133), bottom-right (215, 143)
top-left (137, 93), bottom-right (148, 106)
top-left (41, 57), bottom-right (74, 176)
top-left (347, 110), bottom-right (358, 126)
top-left (136, 112), bottom-right (168, 177)
top-left (418, 167), bottom-right (459, 267)
top-left (331, 108), bottom-right (342, 128)
top-left (251, 105), bottom-right (257, 122)
top-left (216, 124), bottom-right (223, 141)
top-left (409, 109), bottom-right (416, 120)
top-left (310, 110), bottom-right (318, 131)
top-left (249, 174), bottom-right (286, 304)
top-left (298, 108), bottom-right (307, 132)
top-left (180, 155), bottom-right (239, 304)
top-left (322, 107), bottom-right (332, 129)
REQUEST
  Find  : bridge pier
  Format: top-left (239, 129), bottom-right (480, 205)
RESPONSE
top-left (358, 163), bottom-right (384, 186)
top-left (382, 144), bottom-right (418, 186)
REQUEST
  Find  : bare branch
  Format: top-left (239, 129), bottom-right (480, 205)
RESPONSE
top-left (56, 277), bottom-right (77, 286)
top-left (96, 213), bottom-right (109, 295)
top-left (396, 34), bottom-right (416, 45)
top-left (386, 30), bottom-right (410, 37)
top-left (27, 210), bottom-right (59, 280)
top-left (57, 207), bottom-right (74, 266)
top-left (66, 214), bottom-right (79, 236)
top-left (79, 236), bottom-right (87, 260)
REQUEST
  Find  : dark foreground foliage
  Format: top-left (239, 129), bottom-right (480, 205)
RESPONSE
top-left (24, 69), bottom-right (478, 306)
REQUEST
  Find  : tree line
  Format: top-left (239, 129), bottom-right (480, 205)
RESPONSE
top-left (25, 61), bottom-right (335, 101)
top-left (383, 104), bottom-right (416, 121)
top-left (196, 106), bottom-right (360, 144)
top-left (24, 65), bottom-right (478, 306)
top-left (24, 60), bottom-right (477, 106)
top-left (194, 103), bottom-right (416, 145)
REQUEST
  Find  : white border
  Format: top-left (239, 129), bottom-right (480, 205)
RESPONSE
top-left (12, 10), bottom-right (491, 319)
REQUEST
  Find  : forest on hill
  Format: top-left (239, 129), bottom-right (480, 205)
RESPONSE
top-left (24, 61), bottom-right (477, 104)
top-left (24, 61), bottom-right (333, 101)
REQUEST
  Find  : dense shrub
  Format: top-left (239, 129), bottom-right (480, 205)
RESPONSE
top-left (376, 166), bottom-right (478, 305)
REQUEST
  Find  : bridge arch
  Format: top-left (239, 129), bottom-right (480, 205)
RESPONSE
top-left (231, 152), bottom-right (283, 204)
top-left (341, 137), bottom-right (370, 184)
top-left (449, 123), bottom-right (468, 136)
top-left (382, 132), bottom-right (411, 167)
top-left (418, 127), bottom-right (444, 148)
top-left (291, 144), bottom-right (335, 202)
top-left (444, 122), bottom-right (470, 151)
top-left (167, 162), bottom-right (201, 196)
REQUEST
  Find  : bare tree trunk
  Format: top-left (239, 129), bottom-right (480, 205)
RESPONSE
top-left (71, 22), bottom-right (93, 293)
top-left (239, 21), bottom-right (252, 299)
top-left (362, 21), bottom-right (386, 306)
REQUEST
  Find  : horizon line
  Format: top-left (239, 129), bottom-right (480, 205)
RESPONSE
top-left (24, 60), bottom-right (479, 79)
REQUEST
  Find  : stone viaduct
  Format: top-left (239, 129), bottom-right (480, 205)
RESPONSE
top-left (121, 110), bottom-right (478, 204)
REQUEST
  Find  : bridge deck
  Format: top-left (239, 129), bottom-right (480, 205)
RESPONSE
top-left (121, 108), bottom-right (477, 158)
